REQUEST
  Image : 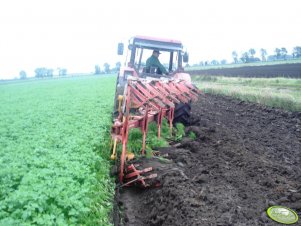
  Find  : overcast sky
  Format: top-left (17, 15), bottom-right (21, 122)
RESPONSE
top-left (0, 0), bottom-right (300, 79)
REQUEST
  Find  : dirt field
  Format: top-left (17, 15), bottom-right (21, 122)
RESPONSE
top-left (189, 63), bottom-right (301, 78)
top-left (114, 93), bottom-right (301, 226)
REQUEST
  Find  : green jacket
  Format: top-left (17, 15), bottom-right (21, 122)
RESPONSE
top-left (145, 55), bottom-right (168, 74)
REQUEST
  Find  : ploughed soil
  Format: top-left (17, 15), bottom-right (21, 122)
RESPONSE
top-left (113, 93), bottom-right (301, 226)
top-left (189, 63), bottom-right (301, 78)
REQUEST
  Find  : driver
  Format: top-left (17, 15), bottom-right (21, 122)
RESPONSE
top-left (145, 50), bottom-right (168, 75)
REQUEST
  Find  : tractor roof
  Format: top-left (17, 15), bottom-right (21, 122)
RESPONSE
top-left (131, 35), bottom-right (183, 51)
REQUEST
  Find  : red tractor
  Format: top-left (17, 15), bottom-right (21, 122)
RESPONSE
top-left (111, 35), bottom-right (200, 187)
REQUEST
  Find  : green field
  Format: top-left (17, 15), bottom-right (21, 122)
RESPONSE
top-left (0, 76), bottom-right (116, 225)
top-left (193, 75), bottom-right (301, 111)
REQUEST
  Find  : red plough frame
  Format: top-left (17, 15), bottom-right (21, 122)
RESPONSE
top-left (111, 77), bottom-right (200, 187)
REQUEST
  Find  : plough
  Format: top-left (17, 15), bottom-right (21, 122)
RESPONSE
top-left (111, 77), bottom-right (200, 187)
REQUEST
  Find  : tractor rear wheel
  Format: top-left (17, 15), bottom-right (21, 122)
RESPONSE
top-left (174, 103), bottom-right (191, 125)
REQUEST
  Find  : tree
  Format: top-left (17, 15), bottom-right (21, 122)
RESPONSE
top-left (19, 70), bottom-right (27, 79)
top-left (220, 59), bottom-right (227, 65)
top-left (232, 51), bottom-right (238, 63)
top-left (115, 61), bottom-right (121, 70)
top-left (35, 67), bottom-right (47, 78)
top-left (59, 68), bottom-right (67, 76)
top-left (293, 46), bottom-right (301, 58)
top-left (275, 48), bottom-right (281, 59)
top-left (103, 63), bottom-right (110, 74)
top-left (210, 60), bottom-right (219, 65)
top-left (260, 48), bottom-right (267, 62)
top-left (280, 47), bottom-right (287, 60)
top-left (34, 67), bottom-right (53, 78)
top-left (95, 65), bottom-right (101, 74)
top-left (249, 48), bottom-right (256, 58)
top-left (240, 52), bottom-right (250, 63)
top-left (110, 61), bottom-right (122, 73)
top-left (46, 69), bottom-right (53, 77)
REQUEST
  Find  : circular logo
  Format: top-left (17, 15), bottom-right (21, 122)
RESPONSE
top-left (267, 206), bottom-right (299, 224)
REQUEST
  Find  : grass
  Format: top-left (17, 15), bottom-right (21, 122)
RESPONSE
top-left (0, 75), bottom-right (116, 225)
top-left (193, 75), bottom-right (301, 111)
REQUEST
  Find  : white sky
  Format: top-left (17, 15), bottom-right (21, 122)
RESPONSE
top-left (0, 0), bottom-right (300, 79)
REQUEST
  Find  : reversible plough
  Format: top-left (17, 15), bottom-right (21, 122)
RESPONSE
top-left (111, 77), bottom-right (200, 187)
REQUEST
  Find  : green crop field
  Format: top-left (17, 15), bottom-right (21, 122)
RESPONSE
top-left (0, 75), bottom-right (116, 225)
top-left (193, 75), bottom-right (301, 111)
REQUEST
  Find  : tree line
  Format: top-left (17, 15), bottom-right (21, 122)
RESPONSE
top-left (232, 46), bottom-right (301, 64)
top-left (17, 45), bottom-right (301, 79)
top-left (94, 62), bottom-right (121, 75)
top-left (19, 68), bottom-right (68, 79)
top-left (192, 46), bottom-right (301, 67)
top-left (18, 62), bottom-right (122, 80)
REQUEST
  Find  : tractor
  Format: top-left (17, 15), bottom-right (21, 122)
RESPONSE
top-left (111, 35), bottom-right (200, 187)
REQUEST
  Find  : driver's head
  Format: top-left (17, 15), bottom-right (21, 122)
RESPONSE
top-left (153, 50), bottom-right (161, 57)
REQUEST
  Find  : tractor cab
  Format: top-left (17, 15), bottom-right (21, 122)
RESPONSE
top-left (118, 35), bottom-right (189, 78)
top-left (114, 36), bottom-right (191, 114)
